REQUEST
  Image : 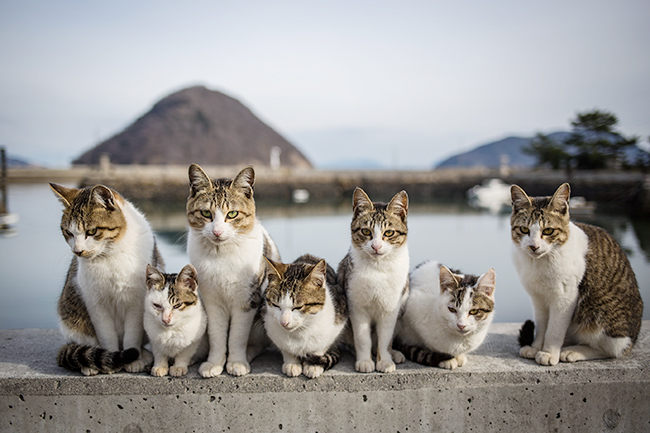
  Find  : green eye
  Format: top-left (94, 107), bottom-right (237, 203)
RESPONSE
top-left (361, 228), bottom-right (372, 236)
top-left (200, 210), bottom-right (212, 219)
top-left (226, 210), bottom-right (239, 219)
top-left (469, 309), bottom-right (479, 316)
top-left (519, 226), bottom-right (530, 235)
top-left (542, 228), bottom-right (554, 236)
top-left (86, 228), bottom-right (97, 236)
top-left (384, 230), bottom-right (395, 237)
top-left (448, 307), bottom-right (457, 313)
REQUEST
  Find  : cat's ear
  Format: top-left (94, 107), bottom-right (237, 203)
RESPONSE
top-left (510, 185), bottom-right (531, 211)
top-left (177, 264), bottom-right (198, 292)
top-left (307, 259), bottom-right (327, 288)
top-left (188, 163), bottom-right (212, 197)
top-left (439, 265), bottom-right (459, 293)
top-left (476, 268), bottom-right (496, 298)
top-left (353, 187), bottom-right (374, 217)
top-left (90, 185), bottom-right (117, 211)
top-left (49, 183), bottom-right (78, 208)
top-left (264, 257), bottom-right (285, 282)
top-left (388, 190), bottom-right (408, 221)
top-left (146, 264), bottom-right (165, 291)
top-left (549, 183), bottom-right (570, 215)
top-left (231, 166), bottom-right (255, 199)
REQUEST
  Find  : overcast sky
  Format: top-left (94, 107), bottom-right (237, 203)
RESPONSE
top-left (1, 1), bottom-right (648, 168)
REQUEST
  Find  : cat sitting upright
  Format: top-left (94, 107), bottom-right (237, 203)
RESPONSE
top-left (511, 183), bottom-right (643, 365)
top-left (50, 183), bottom-right (163, 375)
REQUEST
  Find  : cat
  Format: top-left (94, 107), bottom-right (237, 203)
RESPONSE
top-left (394, 260), bottom-right (496, 369)
top-left (186, 164), bottom-right (281, 377)
top-left (262, 254), bottom-right (348, 379)
top-left (144, 264), bottom-right (208, 377)
top-left (337, 187), bottom-right (410, 373)
top-left (510, 183), bottom-right (643, 366)
top-left (50, 183), bottom-right (163, 375)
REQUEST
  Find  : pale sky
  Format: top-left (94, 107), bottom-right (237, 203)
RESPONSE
top-left (1, 0), bottom-right (648, 168)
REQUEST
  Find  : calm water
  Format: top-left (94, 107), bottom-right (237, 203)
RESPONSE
top-left (1, 183), bottom-right (649, 329)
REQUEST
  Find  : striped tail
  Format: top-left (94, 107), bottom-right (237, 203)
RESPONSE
top-left (57, 343), bottom-right (139, 374)
top-left (393, 339), bottom-right (454, 367)
top-left (518, 320), bottom-right (535, 347)
top-left (302, 346), bottom-right (342, 371)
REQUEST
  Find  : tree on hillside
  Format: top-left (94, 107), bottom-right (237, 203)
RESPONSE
top-left (523, 133), bottom-right (570, 170)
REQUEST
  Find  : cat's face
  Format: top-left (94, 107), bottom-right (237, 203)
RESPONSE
top-left (510, 183), bottom-right (571, 259)
top-left (145, 264), bottom-right (200, 328)
top-left (263, 258), bottom-right (327, 332)
top-left (186, 164), bottom-right (257, 245)
top-left (350, 188), bottom-right (408, 258)
top-left (50, 183), bottom-right (126, 259)
top-left (438, 266), bottom-right (496, 334)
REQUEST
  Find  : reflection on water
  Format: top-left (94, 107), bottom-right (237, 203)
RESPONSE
top-left (1, 183), bottom-right (648, 329)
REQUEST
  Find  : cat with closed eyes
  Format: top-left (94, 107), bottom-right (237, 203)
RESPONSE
top-left (144, 264), bottom-right (208, 377)
top-left (394, 260), bottom-right (496, 369)
top-left (511, 183), bottom-right (643, 365)
top-left (337, 187), bottom-right (410, 373)
top-left (50, 183), bottom-right (163, 375)
top-left (186, 164), bottom-right (281, 377)
top-left (263, 254), bottom-right (349, 378)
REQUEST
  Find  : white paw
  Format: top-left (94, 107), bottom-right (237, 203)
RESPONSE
top-left (355, 359), bottom-right (375, 373)
top-left (124, 358), bottom-right (147, 373)
top-left (169, 366), bottom-right (188, 377)
top-left (282, 363), bottom-right (302, 377)
top-left (303, 364), bottom-right (324, 379)
top-left (81, 367), bottom-right (99, 376)
top-left (199, 361), bottom-right (223, 378)
top-left (376, 359), bottom-right (396, 373)
top-left (391, 349), bottom-right (406, 364)
top-left (520, 345), bottom-right (539, 359)
top-left (439, 358), bottom-right (460, 370)
top-left (150, 366), bottom-right (168, 377)
top-left (535, 350), bottom-right (559, 366)
top-left (560, 349), bottom-right (583, 363)
top-left (226, 360), bottom-right (251, 376)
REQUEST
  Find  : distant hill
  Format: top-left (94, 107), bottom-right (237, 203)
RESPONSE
top-left (73, 86), bottom-right (312, 168)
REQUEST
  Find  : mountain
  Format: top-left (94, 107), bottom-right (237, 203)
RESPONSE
top-left (73, 86), bottom-right (312, 168)
top-left (435, 132), bottom-right (570, 169)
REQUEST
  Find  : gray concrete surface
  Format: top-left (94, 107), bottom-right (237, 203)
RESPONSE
top-left (1, 322), bottom-right (649, 432)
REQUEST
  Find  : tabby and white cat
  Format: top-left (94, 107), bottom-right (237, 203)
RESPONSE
top-left (186, 164), bottom-right (281, 377)
top-left (51, 183), bottom-right (162, 375)
top-left (337, 187), bottom-right (410, 373)
top-left (395, 261), bottom-right (496, 369)
top-left (263, 254), bottom-right (348, 378)
top-left (511, 183), bottom-right (643, 365)
top-left (144, 264), bottom-right (208, 377)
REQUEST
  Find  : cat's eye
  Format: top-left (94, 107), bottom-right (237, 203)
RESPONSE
top-left (173, 303), bottom-right (183, 309)
top-left (469, 309), bottom-right (479, 316)
top-left (153, 303), bottom-right (163, 310)
top-left (200, 210), bottom-right (212, 219)
top-left (519, 227), bottom-right (530, 235)
top-left (226, 210), bottom-right (239, 219)
top-left (292, 305), bottom-right (304, 311)
top-left (384, 230), bottom-right (395, 237)
top-left (448, 307), bottom-right (457, 313)
top-left (64, 230), bottom-right (73, 237)
top-left (361, 228), bottom-right (372, 236)
top-left (86, 228), bottom-right (97, 236)
top-left (542, 228), bottom-right (555, 236)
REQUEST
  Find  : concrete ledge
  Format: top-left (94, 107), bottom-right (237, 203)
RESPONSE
top-left (1, 322), bottom-right (649, 432)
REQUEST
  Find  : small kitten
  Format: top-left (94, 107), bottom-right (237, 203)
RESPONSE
top-left (395, 261), bottom-right (496, 369)
top-left (50, 183), bottom-right (163, 375)
top-left (186, 164), bottom-right (281, 377)
top-left (263, 254), bottom-right (348, 378)
top-left (511, 183), bottom-right (643, 365)
top-left (144, 264), bottom-right (208, 377)
top-left (337, 187), bottom-right (410, 373)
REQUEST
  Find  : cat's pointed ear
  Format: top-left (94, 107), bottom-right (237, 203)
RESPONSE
top-left (146, 264), bottom-right (165, 291)
top-left (549, 183), bottom-right (570, 215)
top-left (476, 268), bottom-right (496, 298)
top-left (353, 187), bottom-right (374, 217)
top-left (188, 163), bottom-right (212, 197)
top-left (231, 166), bottom-right (255, 199)
top-left (49, 183), bottom-right (78, 208)
top-left (439, 265), bottom-right (459, 293)
top-left (307, 259), bottom-right (328, 288)
top-left (510, 185), bottom-right (531, 212)
top-left (388, 190), bottom-right (408, 221)
top-left (264, 256), bottom-right (285, 281)
top-left (177, 264), bottom-right (198, 292)
top-left (90, 185), bottom-right (117, 211)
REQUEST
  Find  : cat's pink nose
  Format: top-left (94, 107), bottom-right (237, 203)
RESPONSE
top-left (213, 229), bottom-right (223, 238)
top-left (457, 324), bottom-right (466, 331)
top-left (529, 245), bottom-right (539, 252)
top-left (372, 243), bottom-right (381, 252)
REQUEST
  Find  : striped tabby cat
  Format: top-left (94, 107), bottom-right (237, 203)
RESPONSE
top-left (511, 183), bottom-right (643, 365)
top-left (51, 183), bottom-right (162, 375)
top-left (263, 254), bottom-right (348, 378)
top-left (337, 187), bottom-right (410, 373)
top-left (395, 260), bottom-right (496, 369)
top-left (186, 164), bottom-right (280, 377)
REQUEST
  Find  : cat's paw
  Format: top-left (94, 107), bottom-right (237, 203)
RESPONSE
top-left (519, 345), bottom-right (539, 359)
top-left (81, 366), bottom-right (100, 376)
top-left (282, 363), bottom-right (302, 377)
top-left (169, 366), bottom-right (188, 377)
top-left (226, 360), bottom-right (251, 376)
top-left (560, 349), bottom-right (584, 363)
top-left (391, 349), bottom-right (406, 364)
top-left (199, 361), bottom-right (223, 378)
top-left (124, 358), bottom-right (147, 373)
top-left (355, 359), bottom-right (375, 373)
top-left (303, 364), bottom-right (324, 379)
top-left (439, 357), bottom-right (460, 369)
top-left (150, 366), bottom-right (169, 377)
top-left (535, 350), bottom-right (559, 366)
top-left (376, 359), bottom-right (396, 373)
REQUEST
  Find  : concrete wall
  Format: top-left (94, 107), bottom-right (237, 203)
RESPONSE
top-left (1, 322), bottom-right (648, 432)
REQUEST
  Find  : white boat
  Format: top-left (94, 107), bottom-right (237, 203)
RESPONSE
top-left (467, 178), bottom-right (512, 214)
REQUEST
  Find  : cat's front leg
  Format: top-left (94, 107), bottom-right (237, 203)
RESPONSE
top-left (225, 308), bottom-right (256, 376)
top-left (87, 303), bottom-right (120, 352)
top-left (281, 351), bottom-right (302, 377)
top-left (375, 310), bottom-right (400, 373)
top-left (350, 311), bottom-right (375, 373)
top-left (199, 307), bottom-right (229, 378)
top-left (150, 347), bottom-right (170, 377)
top-left (520, 297), bottom-right (549, 360)
top-left (122, 305), bottom-right (147, 373)
top-left (170, 339), bottom-right (202, 377)
top-left (439, 354), bottom-right (467, 369)
top-left (536, 295), bottom-right (576, 366)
